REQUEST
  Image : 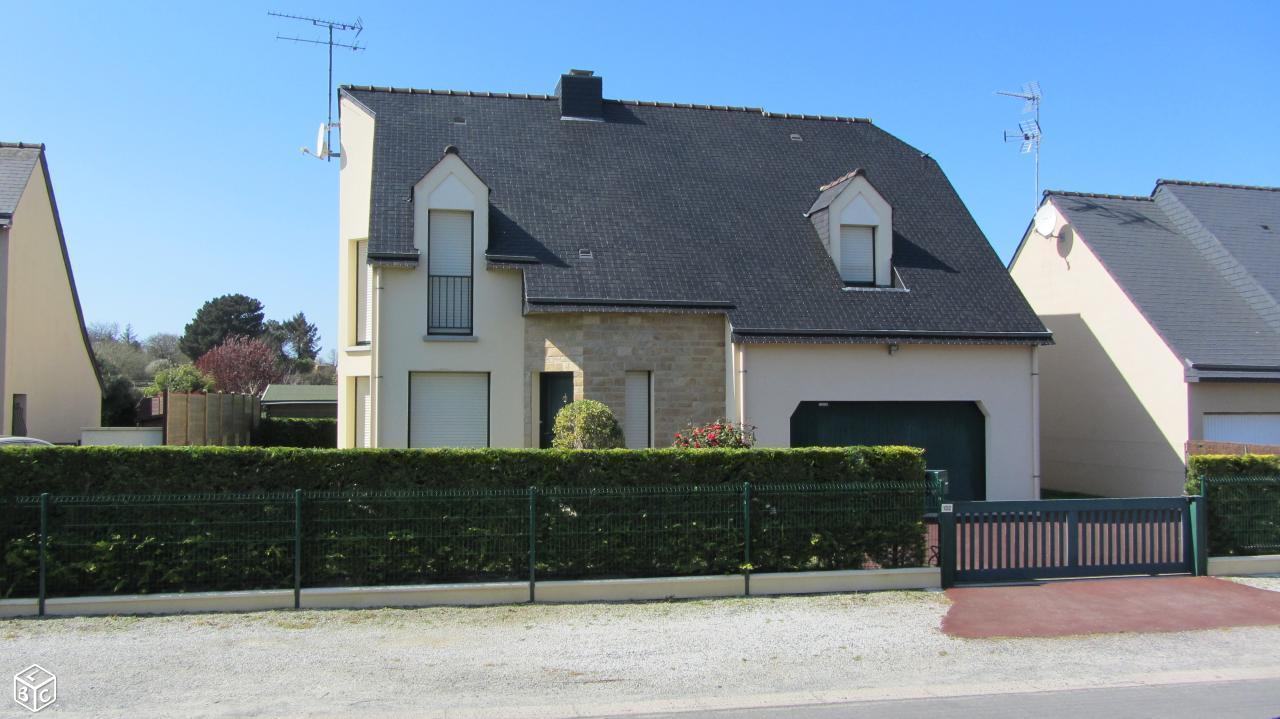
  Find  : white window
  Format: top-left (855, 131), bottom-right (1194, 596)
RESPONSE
top-left (839, 225), bottom-right (875, 284)
top-left (1205, 414), bottom-right (1280, 445)
top-left (624, 371), bottom-right (651, 449)
top-left (355, 240), bottom-right (371, 344)
top-left (354, 377), bottom-right (371, 448)
top-left (409, 372), bottom-right (488, 448)
top-left (428, 210), bottom-right (473, 334)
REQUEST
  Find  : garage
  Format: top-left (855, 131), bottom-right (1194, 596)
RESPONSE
top-left (790, 401), bottom-right (987, 500)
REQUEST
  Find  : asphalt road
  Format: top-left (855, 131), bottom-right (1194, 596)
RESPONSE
top-left (612, 679), bottom-right (1280, 719)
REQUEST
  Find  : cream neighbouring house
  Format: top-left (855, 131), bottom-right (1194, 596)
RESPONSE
top-left (335, 71), bottom-right (1051, 500)
top-left (0, 142), bottom-right (102, 443)
top-left (1010, 180), bottom-right (1280, 497)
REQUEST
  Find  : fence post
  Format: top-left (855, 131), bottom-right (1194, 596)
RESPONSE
top-left (939, 502), bottom-right (955, 589)
top-left (1190, 493), bottom-right (1209, 577)
top-left (742, 482), bottom-right (751, 597)
top-left (293, 489), bottom-right (302, 610)
top-left (38, 493), bottom-right (48, 617)
top-left (528, 486), bottom-right (537, 604)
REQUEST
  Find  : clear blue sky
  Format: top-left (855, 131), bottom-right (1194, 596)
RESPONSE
top-left (5, 1), bottom-right (1278, 354)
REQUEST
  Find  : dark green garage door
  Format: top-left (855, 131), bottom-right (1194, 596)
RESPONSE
top-left (790, 401), bottom-right (987, 501)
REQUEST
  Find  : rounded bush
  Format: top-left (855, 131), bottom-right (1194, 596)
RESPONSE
top-left (551, 399), bottom-right (625, 449)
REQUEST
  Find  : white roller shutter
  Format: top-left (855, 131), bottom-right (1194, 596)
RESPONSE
top-left (624, 371), bottom-right (651, 449)
top-left (409, 372), bottom-right (488, 448)
top-left (355, 240), bottom-right (371, 343)
top-left (428, 210), bottom-right (472, 276)
top-left (839, 225), bottom-right (874, 284)
top-left (354, 376), bottom-right (371, 448)
top-left (1205, 414), bottom-right (1280, 445)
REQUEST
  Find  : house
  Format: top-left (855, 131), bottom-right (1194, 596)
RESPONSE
top-left (336, 71), bottom-right (1051, 500)
top-left (1009, 180), bottom-right (1280, 497)
top-left (260, 384), bottom-right (338, 419)
top-left (0, 142), bottom-right (101, 443)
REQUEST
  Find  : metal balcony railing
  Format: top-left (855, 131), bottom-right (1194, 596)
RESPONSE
top-left (428, 275), bottom-right (473, 335)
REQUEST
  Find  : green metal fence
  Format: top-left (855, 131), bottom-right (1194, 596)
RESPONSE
top-left (0, 476), bottom-right (944, 612)
top-left (1202, 475), bottom-right (1280, 556)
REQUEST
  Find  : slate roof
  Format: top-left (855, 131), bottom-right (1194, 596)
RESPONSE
top-left (1043, 181), bottom-right (1280, 378)
top-left (0, 142), bottom-right (43, 222)
top-left (261, 384), bottom-right (338, 404)
top-left (343, 82), bottom-right (1050, 343)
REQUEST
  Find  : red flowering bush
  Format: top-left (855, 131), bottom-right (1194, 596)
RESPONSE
top-left (671, 419), bottom-right (756, 448)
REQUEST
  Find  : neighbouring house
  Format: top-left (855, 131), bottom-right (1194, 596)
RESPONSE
top-left (260, 383), bottom-right (338, 419)
top-left (0, 142), bottom-right (101, 443)
top-left (336, 71), bottom-right (1051, 500)
top-left (1010, 180), bottom-right (1280, 497)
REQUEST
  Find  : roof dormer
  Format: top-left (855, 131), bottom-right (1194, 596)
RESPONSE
top-left (806, 169), bottom-right (893, 287)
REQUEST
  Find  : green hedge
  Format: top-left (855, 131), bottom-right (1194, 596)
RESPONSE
top-left (253, 418), bottom-right (338, 448)
top-left (0, 446), bottom-right (929, 597)
top-left (0, 445), bottom-right (925, 495)
top-left (1185, 454), bottom-right (1280, 494)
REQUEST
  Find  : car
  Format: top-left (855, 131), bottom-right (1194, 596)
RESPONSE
top-left (0, 436), bottom-right (54, 447)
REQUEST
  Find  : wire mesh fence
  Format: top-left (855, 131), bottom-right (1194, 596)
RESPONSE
top-left (1, 477), bottom-right (945, 607)
top-left (1202, 475), bottom-right (1280, 556)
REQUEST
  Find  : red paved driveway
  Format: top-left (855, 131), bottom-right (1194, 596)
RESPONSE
top-left (943, 576), bottom-right (1280, 638)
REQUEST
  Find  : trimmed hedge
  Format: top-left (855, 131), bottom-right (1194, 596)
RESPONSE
top-left (0, 445), bottom-right (925, 495)
top-left (1185, 454), bottom-right (1280, 494)
top-left (253, 417), bottom-right (338, 448)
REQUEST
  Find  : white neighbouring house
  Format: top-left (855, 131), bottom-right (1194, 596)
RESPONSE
top-left (0, 142), bottom-right (102, 443)
top-left (335, 71), bottom-right (1051, 500)
top-left (1010, 180), bottom-right (1280, 497)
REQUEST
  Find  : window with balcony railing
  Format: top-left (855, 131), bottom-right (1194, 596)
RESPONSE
top-left (427, 210), bottom-right (473, 335)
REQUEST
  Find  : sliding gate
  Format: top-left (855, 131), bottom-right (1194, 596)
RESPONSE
top-left (939, 497), bottom-right (1207, 587)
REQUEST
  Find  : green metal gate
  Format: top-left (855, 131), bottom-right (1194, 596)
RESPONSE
top-left (939, 496), bottom-right (1208, 587)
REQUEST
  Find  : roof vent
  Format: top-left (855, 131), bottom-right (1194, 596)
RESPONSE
top-left (790, 133), bottom-right (803, 142)
top-left (578, 248), bottom-right (594, 259)
top-left (556, 70), bottom-right (603, 120)
top-left (451, 116), bottom-right (466, 125)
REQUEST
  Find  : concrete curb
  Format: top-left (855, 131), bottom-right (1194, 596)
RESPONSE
top-left (1209, 554), bottom-right (1280, 577)
top-left (0, 567), bottom-right (940, 618)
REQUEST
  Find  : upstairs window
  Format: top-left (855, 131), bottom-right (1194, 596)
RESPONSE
top-left (355, 240), bottom-right (371, 344)
top-left (839, 225), bottom-right (875, 285)
top-left (427, 210), bottom-right (473, 335)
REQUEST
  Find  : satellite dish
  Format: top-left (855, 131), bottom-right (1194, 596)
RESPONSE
top-left (316, 123), bottom-right (329, 159)
top-left (1033, 203), bottom-right (1057, 237)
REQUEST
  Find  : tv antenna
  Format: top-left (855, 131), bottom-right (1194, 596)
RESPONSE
top-left (269, 11), bottom-right (365, 161)
top-left (997, 81), bottom-right (1042, 204)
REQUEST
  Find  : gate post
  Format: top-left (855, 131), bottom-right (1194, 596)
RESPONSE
top-left (38, 493), bottom-right (48, 617)
top-left (742, 482), bottom-right (751, 597)
top-left (939, 502), bottom-right (955, 589)
top-left (1189, 494), bottom-right (1208, 576)
top-left (528, 487), bottom-right (538, 603)
top-left (293, 489), bottom-right (302, 610)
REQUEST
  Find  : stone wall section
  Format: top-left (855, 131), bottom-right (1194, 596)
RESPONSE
top-left (524, 313), bottom-right (727, 447)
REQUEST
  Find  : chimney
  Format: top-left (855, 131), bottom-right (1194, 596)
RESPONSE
top-left (555, 69), bottom-right (603, 120)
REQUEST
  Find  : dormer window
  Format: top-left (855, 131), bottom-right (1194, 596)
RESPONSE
top-left (807, 169), bottom-right (893, 287)
top-left (839, 225), bottom-right (875, 284)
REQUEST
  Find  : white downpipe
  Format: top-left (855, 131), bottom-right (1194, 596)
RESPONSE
top-left (737, 344), bottom-right (747, 427)
top-left (370, 265), bottom-right (381, 448)
top-left (1031, 345), bottom-right (1041, 498)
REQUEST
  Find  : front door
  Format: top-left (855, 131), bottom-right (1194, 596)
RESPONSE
top-left (539, 372), bottom-right (574, 448)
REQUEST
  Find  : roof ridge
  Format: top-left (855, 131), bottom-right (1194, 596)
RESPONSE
top-left (0, 141), bottom-right (45, 150)
top-left (1157, 178), bottom-right (1280, 193)
top-left (340, 85), bottom-right (872, 123)
top-left (819, 168), bottom-right (865, 191)
top-left (1045, 189), bottom-right (1152, 201)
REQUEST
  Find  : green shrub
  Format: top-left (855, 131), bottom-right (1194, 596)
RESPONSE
top-left (1185, 454), bottom-right (1280, 494)
top-left (0, 446), bottom-right (929, 597)
top-left (143, 363), bottom-right (215, 397)
top-left (551, 399), bottom-right (624, 449)
top-left (253, 418), bottom-right (337, 448)
top-left (1186, 454), bottom-right (1280, 557)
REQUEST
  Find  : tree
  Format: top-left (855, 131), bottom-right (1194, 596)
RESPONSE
top-left (120, 323), bottom-right (141, 350)
top-left (92, 337), bottom-right (150, 382)
top-left (195, 336), bottom-right (283, 396)
top-left (87, 321), bottom-right (119, 344)
top-left (551, 399), bottom-right (625, 449)
top-left (144, 364), bottom-right (216, 397)
top-left (97, 357), bottom-right (141, 426)
top-left (143, 333), bottom-right (188, 363)
top-left (281, 312), bottom-right (320, 361)
top-left (180, 294), bottom-right (266, 360)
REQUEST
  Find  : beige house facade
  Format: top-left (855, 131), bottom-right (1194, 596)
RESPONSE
top-left (0, 143), bottom-right (101, 443)
top-left (1010, 181), bottom-right (1280, 497)
top-left (336, 73), bottom-right (1051, 500)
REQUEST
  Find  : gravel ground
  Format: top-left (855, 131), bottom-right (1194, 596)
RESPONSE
top-left (1226, 575), bottom-right (1280, 592)
top-left (3, 588), bottom-right (1280, 718)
